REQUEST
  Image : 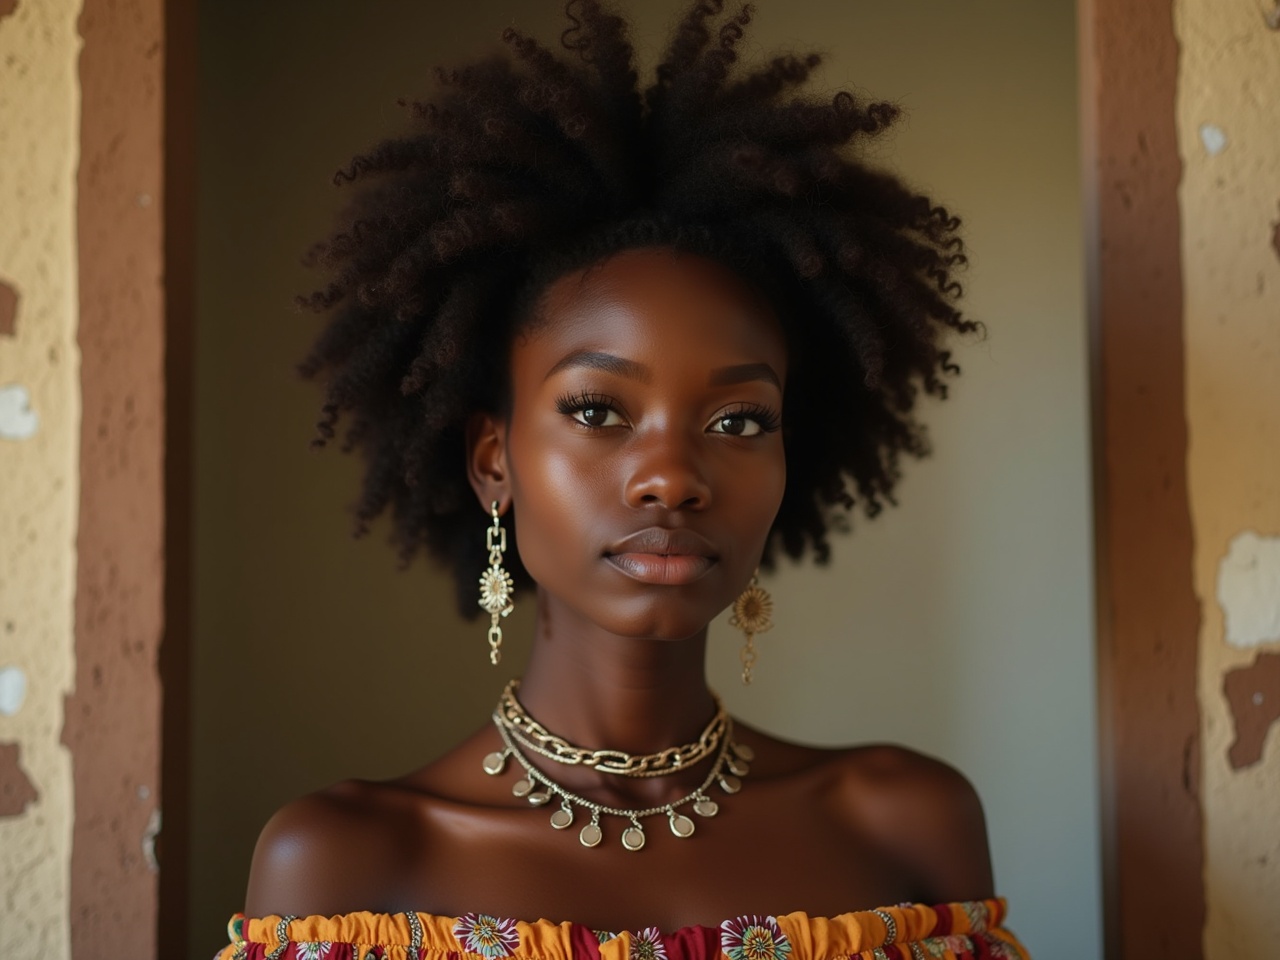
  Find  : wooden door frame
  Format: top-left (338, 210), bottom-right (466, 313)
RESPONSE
top-left (1079, 0), bottom-right (1206, 957)
top-left (69, 0), bottom-right (193, 956)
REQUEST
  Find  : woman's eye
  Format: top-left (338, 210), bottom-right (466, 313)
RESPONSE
top-left (574, 406), bottom-right (622, 428)
top-left (554, 392), bottom-right (626, 429)
top-left (708, 404), bottom-right (780, 437)
top-left (711, 414), bottom-right (762, 437)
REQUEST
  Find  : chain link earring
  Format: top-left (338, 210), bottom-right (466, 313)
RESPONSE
top-left (478, 501), bottom-right (515, 665)
top-left (729, 570), bottom-right (773, 685)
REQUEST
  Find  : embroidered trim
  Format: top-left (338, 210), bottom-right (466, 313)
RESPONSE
top-left (266, 916), bottom-right (298, 960)
top-left (407, 911), bottom-right (424, 955)
top-left (872, 910), bottom-right (897, 946)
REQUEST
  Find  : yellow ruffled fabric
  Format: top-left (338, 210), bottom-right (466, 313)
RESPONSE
top-left (217, 898), bottom-right (1029, 960)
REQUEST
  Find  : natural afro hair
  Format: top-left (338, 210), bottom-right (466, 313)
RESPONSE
top-left (298, 0), bottom-right (977, 616)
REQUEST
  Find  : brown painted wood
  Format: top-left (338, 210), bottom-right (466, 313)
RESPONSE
top-left (67, 0), bottom-right (167, 956)
top-left (1079, 0), bottom-right (1206, 957)
top-left (158, 0), bottom-right (197, 955)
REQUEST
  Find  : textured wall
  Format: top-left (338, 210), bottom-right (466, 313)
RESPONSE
top-left (66, 0), bottom-right (168, 954)
top-left (0, 0), bottom-right (83, 956)
top-left (193, 3), bottom-right (1094, 958)
top-left (1175, 2), bottom-right (1280, 956)
top-left (1079, 0), bottom-right (1204, 954)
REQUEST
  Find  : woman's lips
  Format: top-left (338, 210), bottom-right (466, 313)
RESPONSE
top-left (605, 552), bottom-right (715, 585)
top-left (604, 527), bottom-right (719, 585)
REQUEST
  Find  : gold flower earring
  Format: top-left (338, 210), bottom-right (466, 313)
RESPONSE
top-left (478, 501), bottom-right (515, 665)
top-left (729, 570), bottom-right (773, 685)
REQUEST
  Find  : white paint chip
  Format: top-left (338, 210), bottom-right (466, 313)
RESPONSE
top-left (1199, 123), bottom-right (1228, 156)
top-left (0, 383), bottom-right (38, 439)
top-left (0, 666), bottom-right (27, 716)
top-left (1218, 531), bottom-right (1280, 648)
top-left (142, 808), bottom-right (162, 872)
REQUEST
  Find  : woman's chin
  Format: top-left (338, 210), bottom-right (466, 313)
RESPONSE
top-left (591, 607), bottom-right (720, 644)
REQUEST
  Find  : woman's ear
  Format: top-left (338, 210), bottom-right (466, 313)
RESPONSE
top-left (466, 412), bottom-right (511, 514)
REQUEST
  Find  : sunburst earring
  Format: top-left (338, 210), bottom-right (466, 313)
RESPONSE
top-left (729, 570), bottom-right (773, 685)
top-left (478, 501), bottom-right (515, 665)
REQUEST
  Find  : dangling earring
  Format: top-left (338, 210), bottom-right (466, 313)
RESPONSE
top-left (729, 570), bottom-right (773, 685)
top-left (478, 501), bottom-right (515, 665)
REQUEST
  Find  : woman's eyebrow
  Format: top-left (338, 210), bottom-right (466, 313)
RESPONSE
top-left (544, 350), bottom-right (651, 382)
top-left (544, 352), bottom-right (780, 390)
top-left (708, 362), bottom-right (782, 390)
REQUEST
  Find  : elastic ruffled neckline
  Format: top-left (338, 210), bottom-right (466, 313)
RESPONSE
top-left (221, 898), bottom-right (1027, 960)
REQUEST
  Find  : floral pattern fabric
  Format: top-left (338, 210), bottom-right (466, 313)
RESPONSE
top-left (719, 917), bottom-right (791, 960)
top-left (454, 914), bottom-right (522, 959)
top-left (216, 899), bottom-right (1028, 960)
top-left (629, 927), bottom-right (668, 960)
top-left (294, 942), bottom-right (333, 960)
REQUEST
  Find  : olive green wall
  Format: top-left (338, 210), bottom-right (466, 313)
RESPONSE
top-left (193, 2), bottom-right (1095, 958)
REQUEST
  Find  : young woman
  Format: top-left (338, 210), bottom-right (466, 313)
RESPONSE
top-left (219, 2), bottom-right (1029, 957)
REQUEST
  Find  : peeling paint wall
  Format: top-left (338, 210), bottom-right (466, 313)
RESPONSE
top-left (0, 0), bottom-right (83, 955)
top-left (1175, 1), bottom-right (1280, 955)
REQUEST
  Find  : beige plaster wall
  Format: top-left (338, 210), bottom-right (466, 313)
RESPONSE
top-left (1175, 2), bottom-right (1280, 956)
top-left (0, 0), bottom-right (83, 955)
top-left (193, 3), bottom-right (1094, 958)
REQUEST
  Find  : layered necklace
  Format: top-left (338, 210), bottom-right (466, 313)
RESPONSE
top-left (482, 679), bottom-right (752, 851)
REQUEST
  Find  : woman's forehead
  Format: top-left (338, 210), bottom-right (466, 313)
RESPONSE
top-left (519, 247), bottom-right (787, 369)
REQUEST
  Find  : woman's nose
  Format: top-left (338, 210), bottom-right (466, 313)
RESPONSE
top-left (623, 428), bottom-right (712, 511)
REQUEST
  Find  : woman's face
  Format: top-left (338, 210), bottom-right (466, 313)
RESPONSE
top-left (491, 246), bottom-right (788, 641)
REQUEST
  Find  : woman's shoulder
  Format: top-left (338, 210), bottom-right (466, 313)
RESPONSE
top-left (243, 723), bottom-right (499, 917)
top-left (827, 742), bottom-right (986, 811)
top-left (742, 722), bottom-right (984, 810)
top-left (244, 777), bottom-right (426, 918)
top-left (834, 743), bottom-right (994, 902)
top-left (743, 726), bottom-right (994, 902)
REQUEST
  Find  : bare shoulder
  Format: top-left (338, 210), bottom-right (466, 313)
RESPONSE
top-left (827, 743), bottom-right (995, 903)
top-left (733, 722), bottom-right (994, 903)
top-left (244, 779), bottom-right (423, 918)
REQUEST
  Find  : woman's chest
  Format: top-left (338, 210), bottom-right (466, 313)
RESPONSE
top-left (379, 790), bottom-right (919, 931)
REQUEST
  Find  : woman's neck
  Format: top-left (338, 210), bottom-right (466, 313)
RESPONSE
top-left (514, 591), bottom-right (718, 758)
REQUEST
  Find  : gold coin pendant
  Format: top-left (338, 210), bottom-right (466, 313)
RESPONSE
top-left (732, 743), bottom-right (756, 762)
top-left (527, 790), bottom-right (552, 806)
top-left (550, 807), bottom-right (574, 830)
top-left (727, 757), bottom-right (750, 777)
top-left (669, 813), bottom-right (695, 838)
top-left (719, 774), bottom-right (742, 795)
top-left (621, 826), bottom-right (646, 851)
top-left (511, 778), bottom-right (533, 797)
top-left (579, 823), bottom-right (603, 848)
top-left (482, 752), bottom-right (507, 776)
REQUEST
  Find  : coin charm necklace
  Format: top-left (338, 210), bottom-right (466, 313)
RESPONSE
top-left (481, 681), bottom-right (753, 852)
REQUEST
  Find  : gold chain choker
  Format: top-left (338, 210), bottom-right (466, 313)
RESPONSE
top-left (481, 680), bottom-right (753, 851)
top-left (493, 679), bottom-right (729, 777)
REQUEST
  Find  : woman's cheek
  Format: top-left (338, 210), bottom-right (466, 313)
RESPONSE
top-left (509, 434), bottom-right (605, 580)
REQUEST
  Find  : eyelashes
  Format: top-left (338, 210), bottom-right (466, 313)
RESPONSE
top-left (719, 402), bottom-right (782, 435)
top-left (554, 391), bottom-right (623, 428)
top-left (553, 391), bottom-right (781, 435)
top-left (554, 391), bottom-right (614, 416)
